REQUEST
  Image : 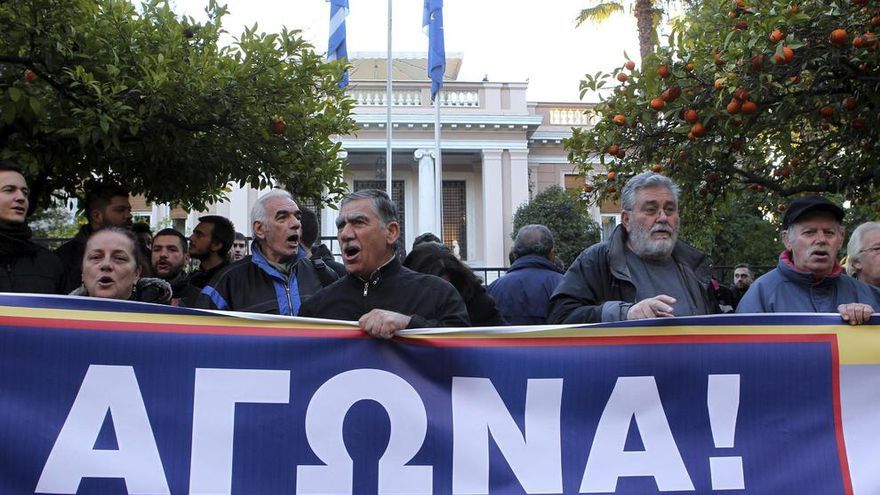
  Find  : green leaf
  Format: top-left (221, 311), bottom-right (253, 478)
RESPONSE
top-left (8, 87), bottom-right (23, 102)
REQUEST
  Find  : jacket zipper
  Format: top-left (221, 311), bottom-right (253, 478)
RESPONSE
top-left (284, 278), bottom-right (294, 316)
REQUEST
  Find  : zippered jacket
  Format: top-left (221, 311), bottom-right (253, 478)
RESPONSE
top-left (298, 257), bottom-right (470, 328)
top-left (196, 243), bottom-right (337, 315)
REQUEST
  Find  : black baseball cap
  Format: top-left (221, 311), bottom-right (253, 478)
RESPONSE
top-left (782, 196), bottom-right (845, 230)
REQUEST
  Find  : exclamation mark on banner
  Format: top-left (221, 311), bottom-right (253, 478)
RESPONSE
top-left (707, 374), bottom-right (745, 491)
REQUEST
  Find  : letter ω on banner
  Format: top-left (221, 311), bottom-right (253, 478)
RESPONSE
top-left (35, 365), bottom-right (170, 495)
top-left (580, 376), bottom-right (694, 493)
top-left (451, 377), bottom-right (564, 494)
top-left (296, 368), bottom-right (432, 495)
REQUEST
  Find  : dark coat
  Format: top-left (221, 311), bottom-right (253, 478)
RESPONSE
top-left (54, 225), bottom-right (90, 294)
top-left (299, 257), bottom-right (470, 328)
top-left (547, 224), bottom-right (719, 324)
top-left (195, 244), bottom-right (338, 315)
top-left (0, 232), bottom-right (64, 294)
top-left (487, 254), bottom-right (564, 325)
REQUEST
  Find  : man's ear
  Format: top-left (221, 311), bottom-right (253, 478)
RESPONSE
top-left (781, 230), bottom-right (792, 251)
top-left (620, 210), bottom-right (630, 230)
top-left (89, 209), bottom-right (103, 227)
top-left (385, 221), bottom-right (400, 245)
top-left (252, 221), bottom-right (264, 240)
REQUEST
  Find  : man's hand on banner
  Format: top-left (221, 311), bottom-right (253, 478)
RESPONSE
top-left (837, 303), bottom-right (875, 325)
top-left (358, 309), bottom-right (412, 338)
top-left (627, 295), bottom-right (677, 320)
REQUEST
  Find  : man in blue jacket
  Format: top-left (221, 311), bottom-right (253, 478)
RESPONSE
top-left (487, 224), bottom-right (563, 325)
top-left (196, 189), bottom-right (337, 315)
top-left (737, 196), bottom-right (879, 325)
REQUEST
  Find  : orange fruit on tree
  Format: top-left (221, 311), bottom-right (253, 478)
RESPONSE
top-left (830, 29), bottom-right (848, 45)
top-left (617, 72), bottom-right (628, 82)
top-left (783, 46), bottom-right (794, 62)
top-left (819, 106), bottom-right (834, 118)
top-left (843, 96), bottom-right (858, 111)
top-left (23, 70), bottom-right (37, 82)
top-left (684, 109), bottom-right (699, 123)
top-left (733, 87), bottom-right (750, 101)
top-left (661, 85), bottom-right (681, 101)
top-left (770, 29), bottom-right (785, 42)
top-left (650, 98), bottom-right (666, 111)
top-left (607, 144), bottom-right (620, 156)
top-left (727, 99), bottom-right (742, 114)
top-left (651, 164), bottom-right (663, 173)
top-left (625, 60), bottom-right (636, 71)
top-left (607, 171), bottom-right (617, 180)
top-left (788, 4), bottom-right (799, 14)
top-left (691, 122), bottom-right (707, 137)
top-left (687, 132), bottom-right (696, 141)
top-left (613, 114), bottom-right (627, 125)
top-left (741, 100), bottom-right (758, 114)
top-left (685, 62), bottom-right (695, 72)
top-left (854, 36), bottom-right (866, 48)
top-left (657, 65), bottom-right (670, 78)
top-left (714, 78), bottom-right (726, 90)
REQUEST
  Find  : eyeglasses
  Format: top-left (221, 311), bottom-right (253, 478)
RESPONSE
top-left (860, 245), bottom-right (880, 256)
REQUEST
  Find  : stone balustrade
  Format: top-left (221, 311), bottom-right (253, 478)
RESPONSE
top-left (349, 89), bottom-right (480, 108)
top-left (548, 107), bottom-right (597, 126)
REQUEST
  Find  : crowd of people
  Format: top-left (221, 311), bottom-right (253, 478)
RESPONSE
top-left (2, 160), bottom-right (879, 335)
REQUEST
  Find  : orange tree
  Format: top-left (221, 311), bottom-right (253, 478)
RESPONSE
top-left (1, 0), bottom-right (355, 210)
top-left (566, 0), bottom-right (880, 230)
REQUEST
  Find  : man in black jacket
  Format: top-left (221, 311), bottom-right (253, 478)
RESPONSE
top-left (299, 189), bottom-right (470, 337)
top-left (196, 189), bottom-right (337, 315)
top-left (55, 182), bottom-right (132, 293)
top-left (547, 172), bottom-right (718, 324)
top-left (0, 161), bottom-right (64, 294)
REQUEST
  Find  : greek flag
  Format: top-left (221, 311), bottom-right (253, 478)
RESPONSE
top-left (327, 0), bottom-right (349, 88)
top-left (423, 0), bottom-right (445, 101)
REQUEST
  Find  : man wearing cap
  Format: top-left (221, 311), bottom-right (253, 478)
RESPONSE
top-left (737, 196), bottom-right (879, 325)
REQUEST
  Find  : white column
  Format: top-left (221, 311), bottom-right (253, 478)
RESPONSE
top-left (229, 182), bottom-right (250, 236)
top-left (481, 149), bottom-right (504, 266)
top-left (508, 150), bottom-right (530, 214)
top-left (415, 149), bottom-right (437, 236)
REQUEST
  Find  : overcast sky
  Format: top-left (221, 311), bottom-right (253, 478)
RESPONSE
top-left (171, 0), bottom-right (641, 102)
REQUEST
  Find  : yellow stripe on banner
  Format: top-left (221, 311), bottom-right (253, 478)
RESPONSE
top-left (401, 323), bottom-right (880, 365)
top-left (0, 305), bottom-right (357, 331)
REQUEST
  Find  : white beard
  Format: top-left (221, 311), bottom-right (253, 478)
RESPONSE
top-left (627, 221), bottom-right (677, 260)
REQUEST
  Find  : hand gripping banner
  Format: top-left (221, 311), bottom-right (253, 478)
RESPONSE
top-left (1, 293), bottom-right (878, 494)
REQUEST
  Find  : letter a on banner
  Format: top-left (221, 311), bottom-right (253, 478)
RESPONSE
top-left (35, 365), bottom-right (169, 494)
top-left (581, 376), bottom-right (694, 493)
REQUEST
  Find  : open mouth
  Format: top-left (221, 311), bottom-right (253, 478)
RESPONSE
top-left (96, 276), bottom-right (115, 287)
top-left (811, 249), bottom-right (830, 260)
top-left (287, 234), bottom-right (299, 243)
top-left (342, 245), bottom-right (361, 261)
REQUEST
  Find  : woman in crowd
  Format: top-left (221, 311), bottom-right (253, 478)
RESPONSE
top-left (72, 226), bottom-right (171, 304)
top-left (403, 242), bottom-right (506, 326)
top-left (846, 221), bottom-right (880, 288)
top-left (0, 161), bottom-right (64, 294)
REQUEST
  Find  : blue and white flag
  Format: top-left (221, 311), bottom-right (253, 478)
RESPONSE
top-left (327, 0), bottom-right (349, 88)
top-left (423, 0), bottom-right (445, 101)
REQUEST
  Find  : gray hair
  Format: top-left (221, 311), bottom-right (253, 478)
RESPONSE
top-left (847, 221), bottom-right (880, 277)
top-left (512, 224), bottom-right (555, 258)
top-left (251, 188), bottom-right (294, 226)
top-left (621, 172), bottom-right (681, 212)
top-left (341, 189), bottom-right (398, 224)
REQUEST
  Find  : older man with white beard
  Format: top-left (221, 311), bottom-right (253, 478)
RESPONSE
top-left (547, 172), bottom-right (720, 323)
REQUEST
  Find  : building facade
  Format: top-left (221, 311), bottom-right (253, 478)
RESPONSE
top-left (137, 57), bottom-right (615, 267)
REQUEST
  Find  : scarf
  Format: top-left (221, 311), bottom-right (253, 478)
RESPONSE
top-left (0, 221), bottom-right (36, 257)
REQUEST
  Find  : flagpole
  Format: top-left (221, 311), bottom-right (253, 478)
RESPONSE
top-left (385, 0), bottom-right (393, 197)
top-left (433, 94), bottom-right (443, 242)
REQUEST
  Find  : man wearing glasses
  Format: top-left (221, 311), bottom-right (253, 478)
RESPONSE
top-left (737, 196), bottom-right (880, 325)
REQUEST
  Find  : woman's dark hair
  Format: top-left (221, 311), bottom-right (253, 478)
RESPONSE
top-left (85, 226), bottom-right (149, 276)
top-left (403, 243), bottom-right (482, 301)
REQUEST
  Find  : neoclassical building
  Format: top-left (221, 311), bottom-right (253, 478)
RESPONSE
top-left (136, 56), bottom-right (615, 267)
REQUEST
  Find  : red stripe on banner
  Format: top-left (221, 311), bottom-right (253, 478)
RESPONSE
top-left (0, 315), bottom-right (365, 339)
top-left (404, 333), bottom-right (836, 347)
top-left (830, 338), bottom-right (855, 495)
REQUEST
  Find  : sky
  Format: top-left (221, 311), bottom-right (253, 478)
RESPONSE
top-left (171, 0), bottom-right (641, 103)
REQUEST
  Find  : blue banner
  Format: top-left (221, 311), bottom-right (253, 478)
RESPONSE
top-left (1, 294), bottom-right (874, 494)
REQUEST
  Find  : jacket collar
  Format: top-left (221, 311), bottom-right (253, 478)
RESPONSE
top-left (606, 224), bottom-right (712, 282)
top-left (251, 240), bottom-right (306, 280)
top-left (778, 249), bottom-right (843, 284)
top-left (354, 254), bottom-right (400, 284)
top-left (508, 254), bottom-right (563, 273)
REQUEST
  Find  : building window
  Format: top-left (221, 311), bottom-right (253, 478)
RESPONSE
top-left (600, 213), bottom-right (621, 241)
top-left (353, 180), bottom-right (406, 241)
top-left (442, 180), bottom-right (467, 260)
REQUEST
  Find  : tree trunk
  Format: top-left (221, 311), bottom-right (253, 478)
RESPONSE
top-left (634, 0), bottom-right (655, 61)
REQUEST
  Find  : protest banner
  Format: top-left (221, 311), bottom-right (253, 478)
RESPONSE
top-left (1, 293), bottom-right (879, 494)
